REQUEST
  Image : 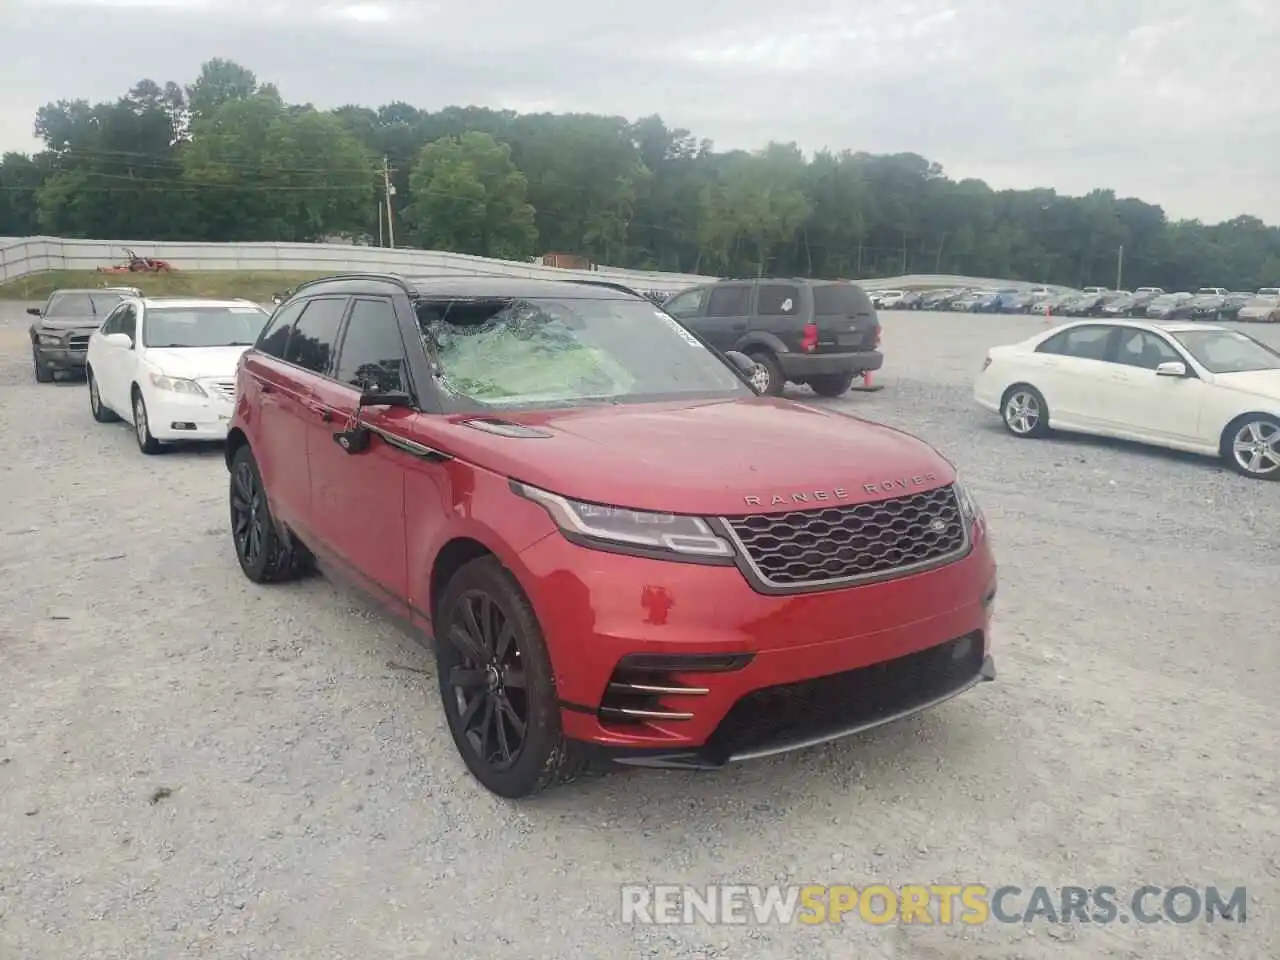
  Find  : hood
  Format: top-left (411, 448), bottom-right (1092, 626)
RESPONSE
top-left (428, 397), bottom-right (956, 516)
top-left (1238, 306), bottom-right (1276, 317)
top-left (39, 316), bottom-right (101, 331)
top-left (1213, 369), bottom-right (1280, 402)
top-left (143, 346), bottom-right (251, 380)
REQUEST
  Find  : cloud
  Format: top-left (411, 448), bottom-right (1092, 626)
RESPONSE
top-left (1, 0), bottom-right (1277, 223)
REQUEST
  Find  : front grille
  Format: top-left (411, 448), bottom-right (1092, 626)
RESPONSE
top-left (705, 632), bottom-right (985, 759)
top-left (205, 379), bottom-right (236, 403)
top-left (724, 484), bottom-right (968, 589)
top-left (68, 334), bottom-right (90, 352)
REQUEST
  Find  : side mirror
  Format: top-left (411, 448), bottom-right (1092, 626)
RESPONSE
top-left (27, 307), bottom-right (41, 316)
top-left (725, 350), bottom-right (756, 376)
top-left (1155, 361), bottom-right (1188, 377)
top-left (103, 332), bottom-right (133, 348)
top-left (357, 389), bottom-right (414, 409)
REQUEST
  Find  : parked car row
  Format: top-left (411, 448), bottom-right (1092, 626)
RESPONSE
top-left (869, 284), bottom-right (1280, 321)
top-left (26, 274), bottom-right (994, 800)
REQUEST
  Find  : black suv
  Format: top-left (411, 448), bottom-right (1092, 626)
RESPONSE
top-left (663, 278), bottom-right (883, 396)
top-left (28, 286), bottom-right (142, 382)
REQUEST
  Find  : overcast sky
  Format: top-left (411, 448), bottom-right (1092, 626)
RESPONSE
top-left (2, 0), bottom-right (1277, 224)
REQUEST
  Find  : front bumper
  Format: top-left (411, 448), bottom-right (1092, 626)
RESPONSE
top-left (518, 520), bottom-right (997, 766)
top-left (33, 344), bottom-right (87, 370)
top-left (145, 390), bottom-right (235, 441)
top-left (779, 350), bottom-right (884, 378)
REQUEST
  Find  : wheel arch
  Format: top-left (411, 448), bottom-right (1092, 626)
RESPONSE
top-left (734, 331), bottom-right (790, 356)
top-left (1217, 410), bottom-right (1280, 458)
top-left (225, 427), bottom-right (250, 471)
top-left (426, 529), bottom-right (542, 629)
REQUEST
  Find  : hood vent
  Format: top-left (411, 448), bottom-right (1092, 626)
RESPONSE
top-left (459, 418), bottom-right (553, 439)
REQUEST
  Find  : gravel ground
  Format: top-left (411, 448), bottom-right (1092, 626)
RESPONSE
top-left (0, 303), bottom-right (1277, 960)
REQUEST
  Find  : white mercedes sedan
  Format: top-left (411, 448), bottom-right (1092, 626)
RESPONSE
top-left (86, 297), bottom-right (270, 454)
top-left (975, 319), bottom-right (1280, 480)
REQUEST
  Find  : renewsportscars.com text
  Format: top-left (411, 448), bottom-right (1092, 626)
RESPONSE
top-left (620, 884), bottom-right (1247, 926)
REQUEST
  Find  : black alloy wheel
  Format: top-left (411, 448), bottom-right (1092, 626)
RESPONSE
top-left (446, 589), bottom-right (529, 772)
top-left (434, 557), bottom-right (583, 797)
top-left (228, 445), bottom-right (308, 582)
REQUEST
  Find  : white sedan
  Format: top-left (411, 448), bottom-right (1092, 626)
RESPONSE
top-left (86, 297), bottom-right (270, 454)
top-left (974, 319), bottom-right (1280, 480)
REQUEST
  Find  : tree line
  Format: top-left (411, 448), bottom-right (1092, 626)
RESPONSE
top-left (1, 58), bottom-right (1277, 290)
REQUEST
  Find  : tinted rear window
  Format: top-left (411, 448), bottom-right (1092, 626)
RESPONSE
top-left (812, 284), bottom-right (870, 316)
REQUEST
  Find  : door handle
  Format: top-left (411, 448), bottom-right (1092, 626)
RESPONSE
top-left (261, 382), bottom-right (275, 394)
top-left (305, 402), bottom-right (333, 422)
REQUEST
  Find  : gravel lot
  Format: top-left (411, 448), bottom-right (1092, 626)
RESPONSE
top-left (1, 303), bottom-right (1276, 960)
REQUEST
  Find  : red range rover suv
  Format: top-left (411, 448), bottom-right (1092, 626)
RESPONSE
top-left (226, 274), bottom-right (997, 797)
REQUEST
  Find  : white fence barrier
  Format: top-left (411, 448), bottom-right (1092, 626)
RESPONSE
top-left (0, 236), bottom-right (1066, 297)
top-left (0, 237), bottom-right (715, 293)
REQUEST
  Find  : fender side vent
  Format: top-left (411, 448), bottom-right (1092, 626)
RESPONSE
top-left (459, 418), bottom-right (553, 438)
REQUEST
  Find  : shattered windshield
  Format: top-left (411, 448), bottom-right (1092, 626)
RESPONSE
top-left (416, 296), bottom-right (751, 409)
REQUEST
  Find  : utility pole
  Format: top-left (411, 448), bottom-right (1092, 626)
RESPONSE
top-left (382, 156), bottom-right (396, 248)
top-left (1116, 244), bottom-right (1124, 290)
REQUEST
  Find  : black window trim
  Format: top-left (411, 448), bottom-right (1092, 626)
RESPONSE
top-left (254, 298), bottom-right (307, 361)
top-left (331, 294), bottom-right (419, 402)
top-left (271, 294), bottom-right (354, 379)
top-left (254, 290), bottom-right (446, 414)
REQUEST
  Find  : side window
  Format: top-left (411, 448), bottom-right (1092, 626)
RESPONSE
top-left (664, 288), bottom-right (707, 319)
top-left (100, 305), bottom-right (123, 335)
top-left (256, 300), bottom-right (305, 359)
top-left (1037, 325), bottom-right (1113, 361)
top-left (282, 297), bottom-right (348, 375)
top-left (706, 285), bottom-right (750, 317)
top-left (756, 283), bottom-right (801, 316)
top-left (334, 298), bottom-right (409, 394)
top-left (118, 306), bottom-right (138, 342)
top-left (1115, 330), bottom-right (1180, 370)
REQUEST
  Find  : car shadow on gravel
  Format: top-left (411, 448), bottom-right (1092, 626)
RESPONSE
top-left (976, 421), bottom-right (1231, 476)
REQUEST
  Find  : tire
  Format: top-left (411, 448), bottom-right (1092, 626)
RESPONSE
top-left (131, 387), bottom-right (162, 454)
top-left (88, 367), bottom-right (120, 423)
top-left (434, 556), bottom-right (584, 798)
top-left (228, 444), bottom-right (311, 582)
top-left (745, 349), bottom-right (785, 396)
top-left (32, 344), bottom-right (53, 383)
top-left (1000, 384), bottom-right (1051, 438)
top-left (1221, 414), bottom-right (1280, 481)
top-left (808, 372), bottom-right (857, 397)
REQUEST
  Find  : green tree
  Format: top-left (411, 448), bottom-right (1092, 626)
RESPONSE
top-left (185, 58), bottom-right (262, 123)
top-left (0, 153), bottom-right (46, 235)
top-left (404, 132), bottom-right (537, 260)
top-left (181, 93), bottom-right (376, 242)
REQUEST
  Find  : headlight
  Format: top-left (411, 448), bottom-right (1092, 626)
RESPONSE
top-left (513, 482), bottom-right (733, 560)
top-left (37, 333), bottom-right (61, 345)
top-left (149, 373), bottom-right (207, 396)
top-left (954, 478), bottom-right (983, 526)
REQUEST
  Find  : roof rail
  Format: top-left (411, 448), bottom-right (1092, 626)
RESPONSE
top-left (290, 272), bottom-right (412, 295)
top-left (561, 277), bottom-right (648, 297)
